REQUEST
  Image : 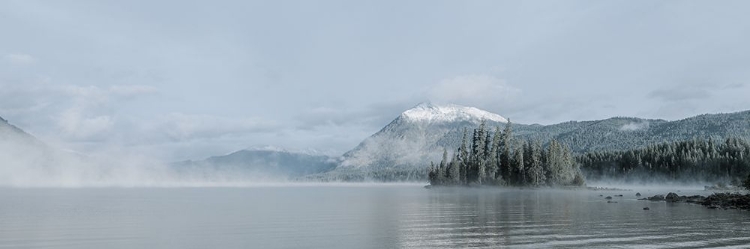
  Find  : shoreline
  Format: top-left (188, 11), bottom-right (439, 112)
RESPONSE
top-left (641, 192), bottom-right (750, 211)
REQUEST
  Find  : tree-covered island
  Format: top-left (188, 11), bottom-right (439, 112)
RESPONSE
top-left (427, 121), bottom-right (586, 187)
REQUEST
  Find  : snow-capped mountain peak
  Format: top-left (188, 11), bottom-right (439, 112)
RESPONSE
top-left (400, 102), bottom-right (508, 123)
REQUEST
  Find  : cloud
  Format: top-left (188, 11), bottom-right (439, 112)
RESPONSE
top-left (648, 85), bottom-right (711, 102)
top-left (4, 53), bottom-right (35, 65)
top-left (57, 109), bottom-right (114, 140)
top-left (0, 83), bottom-right (159, 142)
top-left (156, 113), bottom-right (279, 141)
top-left (109, 85), bottom-right (159, 97)
top-left (620, 121), bottom-right (649, 131)
top-left (646, 83), bottom-right (750, 121)
top-left (52, 84), bottom-right (159, 141)
top-left (62, 85), bottom-right (158, 104)
top-left (427, 75), bottom-right (521, 107)
top-left (294, 101), bottom-right (414, 131)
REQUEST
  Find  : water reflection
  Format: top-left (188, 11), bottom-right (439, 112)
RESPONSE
top-left (399, 188), bottom-right (750, 248)
top-left (1, 187), bottom-right (749, 249)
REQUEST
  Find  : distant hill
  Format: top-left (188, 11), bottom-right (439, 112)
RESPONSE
top-left (172, 147), bottom-right (338, 180)
top-left (531, 112), bottom-right (750, 153)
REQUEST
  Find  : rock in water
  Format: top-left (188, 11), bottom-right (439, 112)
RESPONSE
top-left (636, 192), bottom-right (641, 197)
top-left (666, 192), bottom-right (680, 202)
top-left (643, 207), bottom-right (650, 210)
top-left (605, 196), bottom-right (613, 200)
top-left (647, 195), bottom-right (665, 201)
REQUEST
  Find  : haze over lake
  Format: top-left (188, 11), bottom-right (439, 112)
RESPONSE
top-left (3, 1), bottom-right (750, 248)
top-left (2, 185), bottom-right (749, 249)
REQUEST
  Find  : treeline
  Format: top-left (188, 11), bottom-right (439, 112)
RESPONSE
top-left (579, 137), bottom-right (750, 183)
top-left (428, 121), bottom-right (585, 187)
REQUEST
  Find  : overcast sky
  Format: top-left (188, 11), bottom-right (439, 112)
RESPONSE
top-left (2, 0), bottom-right (750, 160)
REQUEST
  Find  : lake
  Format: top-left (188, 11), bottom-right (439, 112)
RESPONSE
top-left (1, 185), bottom-right (749, 249)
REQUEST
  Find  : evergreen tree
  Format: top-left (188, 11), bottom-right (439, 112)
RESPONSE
top-left (484, 130), bottom-right (493, 162)
top-left (561, 145), bottom-right (574, 184)
top-left (546, 140), bottom-right (562, 185)
top-left (513, 146), bottom-right (525, 185)
top-left (458, 128), bottom-right (470, 185)
top-left (500, 120), bottom-right (513, 184)
top-left (448, 154), bottom-right (460, 184)
top-left (474, 121), bottom-right (487, 184)
top-left (527, 140), bottom-right (545, 186)
top-left (487, 127), bottom-right (501, 183)
top-left (440, 148), bottom-right (448, 170)
top-left (437, 155), bottom-right (447, 184)
top-left (428, 162), bottom-right (436, 185)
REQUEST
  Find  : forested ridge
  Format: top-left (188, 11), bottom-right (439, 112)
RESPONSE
top-left (433, 111), bottom-right (750, 157)
top-left (579, 137), bottom-right (750, 184)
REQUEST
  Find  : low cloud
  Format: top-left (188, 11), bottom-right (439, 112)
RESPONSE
top-left (620, 121), bottom-right (649, 131)
top-left (427, 75), bottom-right (521, 107)
top-left (0, 83), bottom-right (159, 142)
top-left (156, 113), bottom-right (279, 141)
top-left (295, 101), bottom-right (414, 131)
top-left (648, 86), bottom-right (710, 102)
top-left (4, 53), bottom-right (35, 65)
top-left (645, 83), bottom-right (750, 121)
top-left (62, 84), bottom-right (158, 104)
top-left (57, 110), bottom-right (114, 141)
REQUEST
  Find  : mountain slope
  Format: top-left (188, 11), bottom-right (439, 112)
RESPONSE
top-left (0, 116), bottom-right (46, 148)
top-left (0, 116), bottom-right (67, 185)
top-left (339, 103), bottom-right (506, 170)
top-left (320, 103), bottom-right (508, 181)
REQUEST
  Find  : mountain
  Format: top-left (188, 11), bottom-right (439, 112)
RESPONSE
top-left (172, 147), bottom-right (338, 180)
top-left (318, 103), bottom-right (750, 181)
top-left (311, 103), bottom-right (503, 181)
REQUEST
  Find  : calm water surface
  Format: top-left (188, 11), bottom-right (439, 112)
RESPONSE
top-left (1, 185), bottom-right (749, 249)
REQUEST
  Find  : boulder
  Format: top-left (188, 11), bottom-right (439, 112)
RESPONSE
top-left (647, 195), bottom-right (665, 201)
top-left (635, 192), bottom-right (641, 197)
top-left (665, 192), bottom-right (681, 202)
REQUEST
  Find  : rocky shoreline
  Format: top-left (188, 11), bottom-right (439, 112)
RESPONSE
top-left (640, 192), bottom-right (750, 210)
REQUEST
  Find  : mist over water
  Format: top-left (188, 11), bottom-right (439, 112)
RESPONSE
top-left (0, 147), bottom-right (283, 187)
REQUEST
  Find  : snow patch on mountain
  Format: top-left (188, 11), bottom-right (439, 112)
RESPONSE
top-left (401, 103), bottom-right (508, 123)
